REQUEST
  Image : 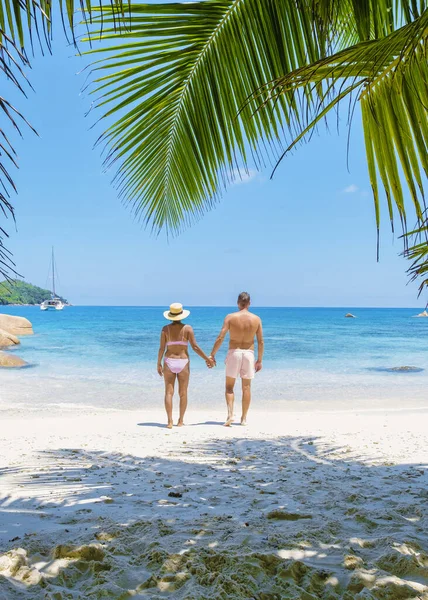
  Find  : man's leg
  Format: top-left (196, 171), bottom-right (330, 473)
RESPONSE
top-left (241, 379), bottom-right (252, 425)
top-left (163, 366), bottom-right (176, 428)
top-left (225, 376), bottom-right (236, 426)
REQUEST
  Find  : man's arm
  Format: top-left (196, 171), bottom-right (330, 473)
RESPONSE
top-left (255, 319), bottom-right (264, 372)
top-left (210, 316), bottom-right (230, 362)
top-left (157, 328), bottom-right (166, 376)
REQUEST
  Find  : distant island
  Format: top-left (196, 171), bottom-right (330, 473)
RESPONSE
top-left (0, 280), bottom-right (67, 305)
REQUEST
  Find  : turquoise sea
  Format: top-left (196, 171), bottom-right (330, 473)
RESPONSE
top-left (1, 306), bottom-right (427, 415)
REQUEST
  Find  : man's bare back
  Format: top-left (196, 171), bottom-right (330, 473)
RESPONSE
top-left (228, 310), bottom-right (261, 351)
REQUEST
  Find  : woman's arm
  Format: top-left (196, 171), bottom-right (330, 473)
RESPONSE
top-left (187, 327), bottom-right (212, 365)
top-left (157, 328), bottom-right (167, 376)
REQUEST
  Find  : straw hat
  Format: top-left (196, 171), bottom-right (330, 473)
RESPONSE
top-left (163, 303), bottom-right (190, 321)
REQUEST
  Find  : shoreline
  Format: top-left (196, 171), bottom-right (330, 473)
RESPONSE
top-left (2, 394), bottom-right (428, 420)
top-left (1, 406), bottom-right (427, 598)
top-left (1, 403), bottom-right (428, 419)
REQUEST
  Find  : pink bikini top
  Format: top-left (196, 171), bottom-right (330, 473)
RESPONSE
top-left (166, 325), bottom-right (189, 347)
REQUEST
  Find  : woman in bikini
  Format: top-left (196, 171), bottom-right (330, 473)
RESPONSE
top-left (157, 303), bottom-right (213, 428)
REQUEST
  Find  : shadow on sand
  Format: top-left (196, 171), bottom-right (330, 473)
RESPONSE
top-left (137, 422), bottom-right (171, 428)
top-left (0, 434), bottom-right (427, 599)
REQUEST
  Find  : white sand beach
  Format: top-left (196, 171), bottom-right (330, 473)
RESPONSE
top-left (1, 407), bottom-right (427, 599)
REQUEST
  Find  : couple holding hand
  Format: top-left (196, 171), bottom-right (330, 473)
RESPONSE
top-left (157, 292), bottom-right (264, 428)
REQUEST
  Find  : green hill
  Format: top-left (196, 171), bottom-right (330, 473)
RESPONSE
top-left (0, 280), bottom-right (67, 305)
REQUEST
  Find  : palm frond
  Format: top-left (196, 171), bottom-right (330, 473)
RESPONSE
top-left (402, 216), bottom-right (428, 296)
top-left (254, 10), bottom-right (428, 252)
top-left (83, 0), bottom-right (428, 239)
top-left (0, 31), bottom-right (34, 279)
top-left (84, 0), bottom-right (358, 233)
top-left (0, 0), bottom-right (127, 278)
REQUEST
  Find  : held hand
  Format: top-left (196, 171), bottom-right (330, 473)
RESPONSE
top-left (209, 355), bottom-right (217, 367)
top-left (255, 360), bottom-right (263, 373)
top-left (206, 357), bottom-right (214, 368)
top-left (157, 363), bottom-right (163, 377)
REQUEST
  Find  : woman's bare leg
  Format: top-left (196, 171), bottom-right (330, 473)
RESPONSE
top-left (177, 363), bottom-right (190, 426)
top-left (163, 366), bottom-right (176, 428)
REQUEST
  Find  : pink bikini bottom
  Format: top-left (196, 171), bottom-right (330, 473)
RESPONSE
top-left (165, 358), bottom-right (189, 374)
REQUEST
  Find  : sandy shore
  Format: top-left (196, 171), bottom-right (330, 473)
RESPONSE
top-left (0, 407), bottom-right (427, 599)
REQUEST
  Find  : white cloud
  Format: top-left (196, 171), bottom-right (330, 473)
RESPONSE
top-left (231, 168), bottom-right (258, 185)
top-left (343, 184), bottom-right (359, 193)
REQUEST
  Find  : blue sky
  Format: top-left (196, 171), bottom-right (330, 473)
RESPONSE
top-left (3, 30), bottom-right (425, 307)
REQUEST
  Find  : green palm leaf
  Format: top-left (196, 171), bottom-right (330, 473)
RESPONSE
top-left (0, 0), bottom-right (126, 278)
top-left (84, 0), bottom-right (356, 232)
top-left (81, 0), bottom-right (427, 294)
top-left (252, 9), bottom-right (428, 265)
top-left (1, 0), bottom-right (427, 289)
top-left (402, 217), bottom-right (428, 295)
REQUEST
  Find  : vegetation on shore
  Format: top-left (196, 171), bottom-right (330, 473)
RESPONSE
top-left (0, 280), bottom-right (66, 305)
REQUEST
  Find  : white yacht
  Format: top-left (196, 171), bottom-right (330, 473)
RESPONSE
top-left (40, 297), bottom-right (64, 311)
top-left (414, 303), bottom-right (428, 318)
top-left (40, 248), bottom-right (65, 311)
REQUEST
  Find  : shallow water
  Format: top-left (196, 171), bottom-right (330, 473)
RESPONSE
top-left (1, 306), bottom-right (427, 414)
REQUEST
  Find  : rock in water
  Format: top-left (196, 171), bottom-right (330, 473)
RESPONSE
top-left (390, 366), bottom-right (422, 372)
top-left (345, 313), bottom-right (356, 318)
top-left (0, 352), bottom-right (27, 367)
top-left (0, 314), bottom-right (33, 336)
top-left (0, 328), bottom-right (20, 347)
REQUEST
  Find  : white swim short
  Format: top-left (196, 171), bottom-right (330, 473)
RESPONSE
top-left (225, 349), bottom-right (255, 379)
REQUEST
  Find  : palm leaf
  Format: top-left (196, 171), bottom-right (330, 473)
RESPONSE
top-left (253, 10), bottom-right (428, 257)
top-left (85, 0), bottom-right (377, 233)
top-left (0, 31), bottom-right (35, 279)
top-left (0, 0), bottom-right (127, 278)
top-left (0, 0), bottom-right (426, 283)
top-left (82, 0), bottom-right (427, 241)
top-left (402, 217), bottom-right (428, 295)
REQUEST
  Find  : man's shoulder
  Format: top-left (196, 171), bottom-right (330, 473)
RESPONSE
top-left (252, 313), bottom-right (262, 326)
top-left (247, 310), bottom-right (261, 321)
top-left (227, 311), bottom-right (261, 323)
top-left (226, 311), bottom-right (241, 321)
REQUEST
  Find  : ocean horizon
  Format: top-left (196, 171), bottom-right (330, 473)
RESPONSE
top-left (1, 305), bottom-right (427, 416)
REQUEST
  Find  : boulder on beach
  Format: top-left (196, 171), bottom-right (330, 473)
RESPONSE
top-left (0, 351), bottom-right (27, 367)
top-left (0, 314), bottom-right (33, 336)
top-left (0, 328), bottom-right (20, 347)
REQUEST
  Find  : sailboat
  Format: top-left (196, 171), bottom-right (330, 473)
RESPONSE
top-left (414, 302), bottom-right (428, 318)
top-left (40, 248), bottom-right (65, 311)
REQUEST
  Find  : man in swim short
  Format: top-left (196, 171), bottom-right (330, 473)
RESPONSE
top-left (209, 292), bottom-right (264, 426)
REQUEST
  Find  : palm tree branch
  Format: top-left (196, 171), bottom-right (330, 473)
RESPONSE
top-left (84, 0), bottom-right (357, 233)
top-left (402, 215), bottom-right (428, 295)
top-left (0, 0), bottom-right (127, 278)
top-left (253, 11), bottom-right (428, 240)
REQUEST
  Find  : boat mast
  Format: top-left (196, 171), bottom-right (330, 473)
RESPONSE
top-left (52, 246), bottom-right (56, 297)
